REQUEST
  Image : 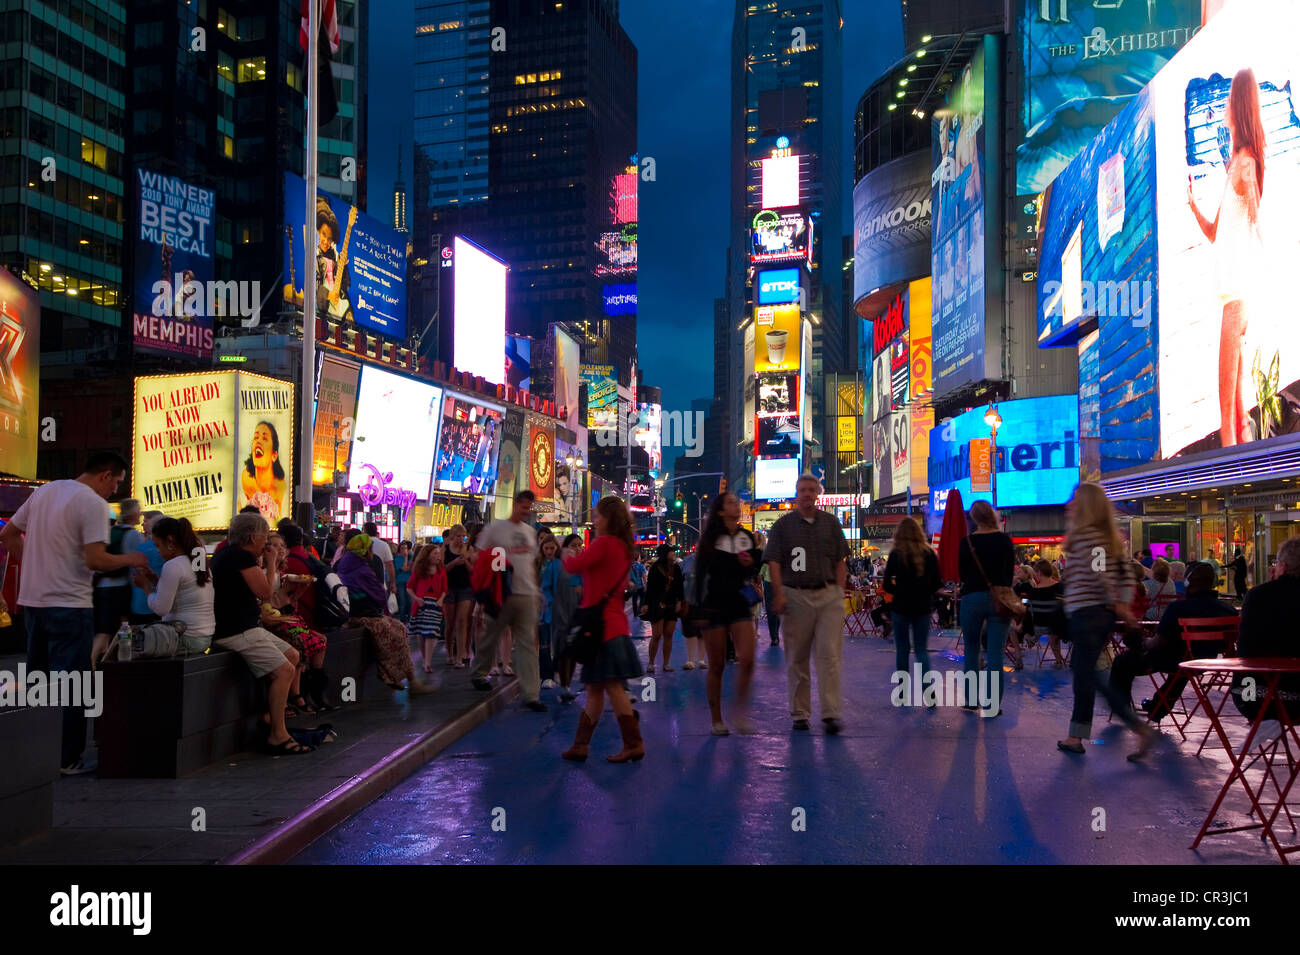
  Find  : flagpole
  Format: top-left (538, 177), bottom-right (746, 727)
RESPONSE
top-left (299, 0), bottom-right (320, 518)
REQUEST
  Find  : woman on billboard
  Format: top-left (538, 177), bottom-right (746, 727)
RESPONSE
top-left (1187, 68), bottom-right (1266, 448)
top-left (240, 421), bottom-right (288, 524)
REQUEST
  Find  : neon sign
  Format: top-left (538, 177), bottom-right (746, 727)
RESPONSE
top-left (357, 463), bottom-right (418, 520)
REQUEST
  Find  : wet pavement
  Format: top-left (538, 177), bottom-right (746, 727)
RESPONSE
top-left (292, 621), bottom-right (1281, 865)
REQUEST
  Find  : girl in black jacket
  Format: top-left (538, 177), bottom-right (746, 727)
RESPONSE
top-left (645, 545), bottom-right (685, 673)
top-left (882, 517), bottom-right (942, 678)
top-left (695, 493), bottom-right (763, 736)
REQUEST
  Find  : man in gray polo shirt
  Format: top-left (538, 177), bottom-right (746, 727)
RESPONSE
top-left (764, 474), bottom-right (850, 734)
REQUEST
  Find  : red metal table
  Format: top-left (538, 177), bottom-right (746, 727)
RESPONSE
top-left (1179, 658), bottom-right (1300, 864)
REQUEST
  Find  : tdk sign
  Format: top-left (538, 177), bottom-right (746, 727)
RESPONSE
top-left (756, 268), bottom-right (800, 305)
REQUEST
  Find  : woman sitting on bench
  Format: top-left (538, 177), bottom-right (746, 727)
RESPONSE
top-left (336, 532), bottom-right (433, 695)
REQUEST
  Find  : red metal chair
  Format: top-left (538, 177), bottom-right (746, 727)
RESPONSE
top-left (1150, 617), bottom-right (1240, 748)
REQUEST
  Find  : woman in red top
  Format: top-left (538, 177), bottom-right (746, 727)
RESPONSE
top-left (560, 496), bottom-right (644, 763)
top-left (407, 543), bottom-right (449, 672)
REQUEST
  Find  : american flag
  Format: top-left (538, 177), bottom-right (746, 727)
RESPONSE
top-left (300, 0), bottom-right (339, 55)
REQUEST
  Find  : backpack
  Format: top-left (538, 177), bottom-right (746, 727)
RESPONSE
top-left (471, 547), bottom-right (511, 616)
top-left (301, 552), bottom-right (351, 629)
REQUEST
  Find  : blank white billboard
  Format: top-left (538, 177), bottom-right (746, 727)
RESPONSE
top-left (453, 236), bottom-right (506, 385)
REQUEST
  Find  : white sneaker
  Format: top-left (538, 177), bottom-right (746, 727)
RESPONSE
top-left (542, 679), bottom-right (556, 689)
top-left (683, 661), bottom-right (696, 670)
top-left (489, 666), bottom-right (501, 676)
top-left (700, 660), bottom-right (708, 669)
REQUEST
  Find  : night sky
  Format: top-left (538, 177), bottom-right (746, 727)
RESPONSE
top-left (368, 0), bottom-right (902, 464)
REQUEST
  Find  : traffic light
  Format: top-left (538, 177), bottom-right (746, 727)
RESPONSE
top-left (673, 490), bottom-right (684, 512)
top-left (719, 478), bottom-right (728, 494)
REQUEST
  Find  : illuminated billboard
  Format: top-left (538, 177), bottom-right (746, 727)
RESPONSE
top-left (853, 151), bottom-right (932, 303)
top-left (757, 375), bottom-right (798, 417)
top-left (753, 304), bottom-right (801, 374)
top-left (348, 366), bottom-right (442, 503)
top-left (432, 392), bottom-right (506, 497)
top-left (1036, 0), bottom-right (1300, 471)
top-left (927, 395), bottom-right (1080, 514)
top-left (633, 402), bottom-right (662, 473)
top-left (754, 457), bottom-right (799, 501)
top-left (311, 354), bottom-right (360, 486)
top-left (284, 172), bottom-right (408, 340)
top-left (611, 171), bottom-right (638, 225)
top-left (553, 325), bottom-right (581, 432)
top-left (751, 209), bottom-right (811, 264)
top-left (453, 236), bottom-right (507, 385)
top-left (761, 154), bottom-right (801, 208)
top-left (505, 336), bottom-right (531, 391)
top-left (580, 363), bottom-right (618, 431)
top-left (1016, 0), bottom-right (1202, 223)
top-left (931, 35), bottom-right (1001, 396)
top-left (133, 371), bottom-right (295, 531)
top-left (602, 283), bottom-right (637, 316)
top-left (756, 268), bottom-right (801, 306)
top-left (0, 267), bottom-right (40, 479)
top-left (133, 169), bottom-right (216, 360)
top-left (595, 225), bottom-right (637, 275)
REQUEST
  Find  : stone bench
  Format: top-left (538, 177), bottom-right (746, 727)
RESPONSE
top-left (96, 626), bottom-right (390, 778)
top-left (0, 705), bottom-right (61, 847)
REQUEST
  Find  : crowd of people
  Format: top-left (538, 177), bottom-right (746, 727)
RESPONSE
top-left (3, 451), bottom-right (1298, 775)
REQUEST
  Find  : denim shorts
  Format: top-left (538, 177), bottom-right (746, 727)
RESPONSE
top-left (447, 586), bottom-right (475, 604)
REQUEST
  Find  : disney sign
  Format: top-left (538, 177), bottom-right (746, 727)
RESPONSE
top-left (357, 463), bottom-right (418, 520)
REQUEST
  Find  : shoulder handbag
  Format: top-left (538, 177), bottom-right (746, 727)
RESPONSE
top-left (966, 536), bottom-right (1025, 621)
top-left (563, 570), bottom-right (628, 667)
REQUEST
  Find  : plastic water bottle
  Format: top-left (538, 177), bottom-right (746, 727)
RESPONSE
top-left (117, 622), bottom-right (134, 661)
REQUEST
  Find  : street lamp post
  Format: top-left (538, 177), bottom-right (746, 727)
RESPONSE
top-left (984, 404), bottom-right (1002, 511)
top-left (565, 451), bottom-right (586, 531)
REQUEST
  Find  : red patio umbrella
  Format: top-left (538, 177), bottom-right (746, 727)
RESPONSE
top-left (937, 487), bottom-right (967, 583)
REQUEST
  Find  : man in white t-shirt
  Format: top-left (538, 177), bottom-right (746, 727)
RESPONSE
top-left (363, 521), bottom-right (396, 597)
top-left (470, 490), bottom-right (545, 711)
top-left (0, 452), bottom-right (150, 774)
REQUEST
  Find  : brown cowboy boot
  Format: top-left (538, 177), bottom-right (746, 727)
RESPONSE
top-left (606, 713), bottom-right (645, 763)
top-left (562, 711), bottom-right (598, 761)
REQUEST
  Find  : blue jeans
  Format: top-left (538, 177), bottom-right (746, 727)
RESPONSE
top-left (960, 590), bottom-right (1008, 705)
top-left (891, 612), bottom-right (931, 676)
top-left (25, 606), bottom-right (94, 767)
top-left (1068, 604), bottom-right (1142, 738)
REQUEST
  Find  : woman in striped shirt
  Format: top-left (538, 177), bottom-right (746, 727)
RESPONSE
top-left (1057, 483), bottom-right (1158, 760)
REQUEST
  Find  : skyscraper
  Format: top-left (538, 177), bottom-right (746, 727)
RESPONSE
top-left (0, 0), bottom-right (128, 364)
top-left (412, 0), bottom-right (638, 385)
top-left (726, 0), bottom-right (843, 496)
top-left (413, 0), bottom-right (491, 209)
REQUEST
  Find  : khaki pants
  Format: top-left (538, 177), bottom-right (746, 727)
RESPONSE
top-left (782, 586), bottom-right (844, 721)
top-left (471, 594), bottom-right (541, 703)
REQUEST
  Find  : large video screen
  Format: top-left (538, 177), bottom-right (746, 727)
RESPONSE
top-left (0, 267), bottom-right (39, 480)
top-left (633, 402), bottom-right (662, 474)
top-left (754, 457), bottom-right (800, 501)
top-left (927, 394), bottom-right (1081, 512)
top-left (432, 392), bottom-right (506, 496)
top-left (1036, 0), bottom-right (1300, 471)
top-left (751, 209), bottom-right (811, 264)
top-left (348, 367), bottom-right (442, 503)
top-left (284, 172), bottom-right (408, 340)
top-left (453, 236), bottom-right (507, 385)
top-left (1152, 4), bottom-right (1300, 459)
top-left (930, 36), bottom-right (997, 395)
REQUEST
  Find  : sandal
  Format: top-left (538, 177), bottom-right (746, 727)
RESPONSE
top-left (287, 694), bottom-right (316, 716)
top-left (263, 737), bottom-right (316, 755)
top-left (1057, 740), bottom-right (1085, 755)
